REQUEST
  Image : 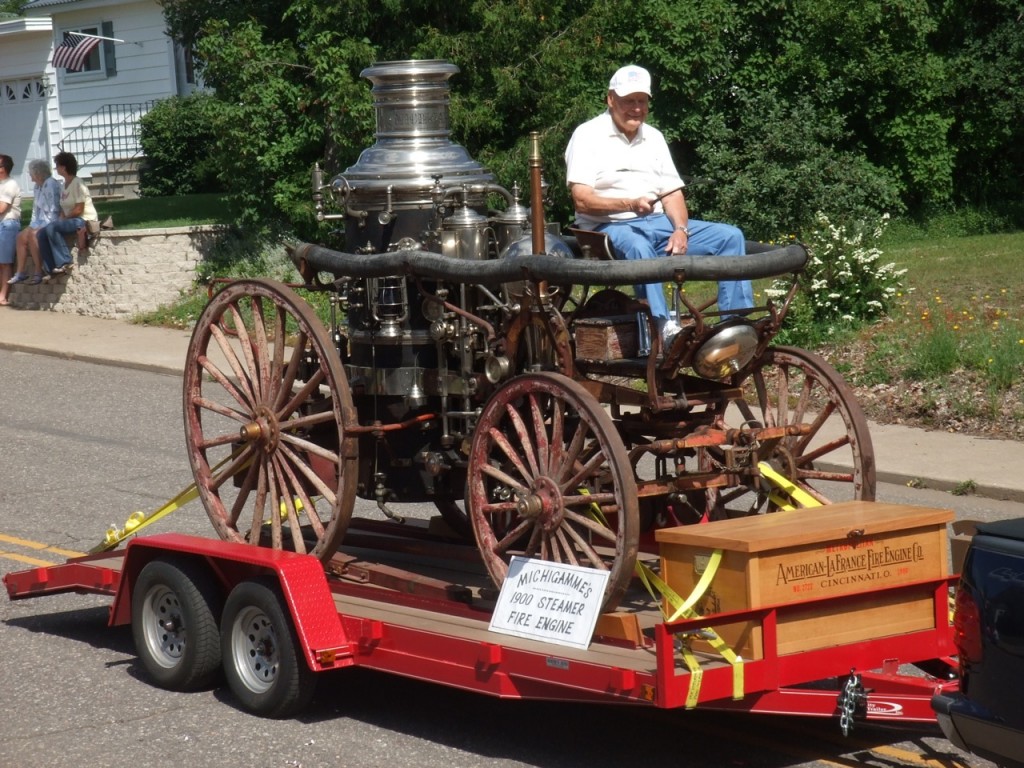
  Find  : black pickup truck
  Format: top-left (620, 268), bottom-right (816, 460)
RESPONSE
top-left (933, 518), bottom-right (1024, 768)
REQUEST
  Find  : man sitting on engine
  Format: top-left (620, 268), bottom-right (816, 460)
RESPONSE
top-left (564, 65), bottom-right (753, 341)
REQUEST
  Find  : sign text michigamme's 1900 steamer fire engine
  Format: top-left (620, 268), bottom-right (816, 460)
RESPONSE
top-left (181, 58), bottom-right (876, 611)
top-left (6, 60), bottom-right (964, 729)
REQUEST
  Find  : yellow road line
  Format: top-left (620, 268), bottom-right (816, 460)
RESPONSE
top-left (0, 533), bottom-right (85, 559)
top-left (871, 745), bottom-right (971, 768)
top-left (0, 533), bottom-right (49, 550)
top-left (1, 552), bottom-right (57, 567)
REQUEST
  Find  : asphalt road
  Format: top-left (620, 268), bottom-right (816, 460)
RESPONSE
top-left (0, 349), bottom-right (1011, 768)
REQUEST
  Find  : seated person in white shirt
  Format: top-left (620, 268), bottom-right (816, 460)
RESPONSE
top-left (564, 65), bottom-right (753, 340)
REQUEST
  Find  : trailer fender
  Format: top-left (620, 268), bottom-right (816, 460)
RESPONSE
top-left (111, 534), bottom-right (354, 673)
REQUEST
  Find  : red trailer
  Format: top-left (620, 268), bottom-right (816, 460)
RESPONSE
top-left (4, 502), bottom-right (959, 728)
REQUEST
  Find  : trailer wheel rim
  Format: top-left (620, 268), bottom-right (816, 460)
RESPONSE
top-left (228, 605), bottom-right (280, 695)
top-left (139, 584), bottom-right (187, 668)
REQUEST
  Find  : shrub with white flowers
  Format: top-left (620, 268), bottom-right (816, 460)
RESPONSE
top-left (768, 212), bottom-right (907, 338)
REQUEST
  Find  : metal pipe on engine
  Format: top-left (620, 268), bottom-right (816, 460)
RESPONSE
top-left (529, 132), bottom-right (546, 256)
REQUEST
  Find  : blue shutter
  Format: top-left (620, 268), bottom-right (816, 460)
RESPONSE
top-left (102, 21), bottom-right (117, 77)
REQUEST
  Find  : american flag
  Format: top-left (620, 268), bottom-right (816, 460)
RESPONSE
top-left (52, 32), bottom-right (103, 72)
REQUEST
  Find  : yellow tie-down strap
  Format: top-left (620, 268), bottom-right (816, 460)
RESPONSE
top-left (634, 555), bottom-right (744, 707)
top-left (581, 490), bottom-right (743, 707)
top-left (757, 461), bottom-right (822, 510)
top-left (89, 452), bottom-right (253, 554)
top-left (90, 483), bottom-right (201, 554)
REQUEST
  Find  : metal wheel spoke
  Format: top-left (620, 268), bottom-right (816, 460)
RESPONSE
top-left (210, 321), bottom-right (258, 406)
top-left (197, 355), bottom-right (253, 413)
top-left (505, 402), bottom-right (541, 480)
top-left (278, 441), bottom-right (337, 507)
top-left (229, 460), bottom-right (261, 526)
top-left (562, 507), bottom-right (617, 543)
top-left (487, 427), bottom-right (534, 487)
top-left (529, 393), bottom-right (550, 475)
top-left (226, 302), bottom-right (263, 402)
top-left (562, 447), bottom-right (606, 493)
top-left (479, 463), bottom-right (528, 496)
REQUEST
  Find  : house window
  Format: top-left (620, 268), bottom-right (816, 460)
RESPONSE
top-left (58, 22), bottom-right (117, 78)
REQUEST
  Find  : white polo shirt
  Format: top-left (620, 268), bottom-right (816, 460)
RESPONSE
top-left (565, 110), bottom-right (684, 228)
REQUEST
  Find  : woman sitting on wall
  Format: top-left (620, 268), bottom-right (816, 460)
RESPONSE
top-left (42, 151), bottom-right (98, 279)
top-left (8, 159), bottom-right (63, 286)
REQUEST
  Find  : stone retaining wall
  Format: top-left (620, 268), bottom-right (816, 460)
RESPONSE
top-left (7, 225), bottom-right (217, 319)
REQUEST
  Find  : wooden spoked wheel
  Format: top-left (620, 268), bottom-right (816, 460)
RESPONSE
top-left (467, 372), bottom-right (639, 610)
top-left (701, 345), bottom-right (876, 518)
top-left (183, 279), bottom-right (357, 560)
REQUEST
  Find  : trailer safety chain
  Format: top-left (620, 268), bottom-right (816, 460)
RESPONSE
top-left (581, 491), bottom-right (743, 707)
top-left (837, 670), bottom-right (866, 736)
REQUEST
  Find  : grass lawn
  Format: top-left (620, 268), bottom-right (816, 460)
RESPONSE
top-left (21, 192), bottom-right (231, 229)
top-left (816, 230), bottom-right (1024, 439)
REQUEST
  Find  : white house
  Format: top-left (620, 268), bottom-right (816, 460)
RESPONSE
top-left (0, 0), bottom-right (194, 194)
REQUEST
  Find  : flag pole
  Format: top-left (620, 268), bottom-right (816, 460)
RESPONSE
top-left (67, 32), bottom-right (128, 44)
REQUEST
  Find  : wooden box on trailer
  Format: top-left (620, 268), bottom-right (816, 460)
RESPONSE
top-left (654, 501), bottom-right (953, 660)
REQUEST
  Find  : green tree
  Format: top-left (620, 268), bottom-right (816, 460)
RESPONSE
top-left (158, 0), bottom-right (1023, 239)
top-left (0, 0), bottom-right (28, 15)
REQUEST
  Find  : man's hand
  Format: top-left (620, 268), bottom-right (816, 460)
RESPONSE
top-left (629, 197), bottom-right (654, 215)
top-left (666, 228), bottom-right (689, 255)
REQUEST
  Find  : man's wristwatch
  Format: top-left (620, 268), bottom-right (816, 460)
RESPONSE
top-left (676, 225), bottom-right (690, 237)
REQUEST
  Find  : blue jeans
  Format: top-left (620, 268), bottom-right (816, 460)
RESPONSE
top-left (43, 217), bottom-right (84, 271)
top-left (596, 213), bottom-right (753, 319)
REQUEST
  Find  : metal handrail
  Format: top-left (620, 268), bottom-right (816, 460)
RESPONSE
top-left (56, 101), bottom-right (154, 173)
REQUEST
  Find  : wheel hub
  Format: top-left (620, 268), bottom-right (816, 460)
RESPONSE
top-left (239, 405), bottom-right (280, 454)
top-left (515, 476), bottom-right (564, 532)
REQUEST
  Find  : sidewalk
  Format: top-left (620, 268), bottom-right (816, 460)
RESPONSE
top-left (3, 306), bottom-right (1024, 503)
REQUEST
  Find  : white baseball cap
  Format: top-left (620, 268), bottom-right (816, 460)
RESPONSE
top-left (608, 65), bottom-right (652, 97)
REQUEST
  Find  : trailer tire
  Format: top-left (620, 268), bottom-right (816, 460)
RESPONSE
top-left (131, 558), bottom-right (223, 691)
top-left (221, 578), bottom-right (316, 718)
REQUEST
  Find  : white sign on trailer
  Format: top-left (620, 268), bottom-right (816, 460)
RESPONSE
top-left (488, 556), bottom-right (610, 649)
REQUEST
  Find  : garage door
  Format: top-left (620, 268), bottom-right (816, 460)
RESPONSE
top-left (0, 77), bottom-right (50, 195)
